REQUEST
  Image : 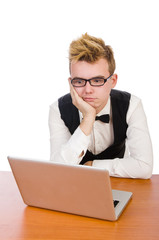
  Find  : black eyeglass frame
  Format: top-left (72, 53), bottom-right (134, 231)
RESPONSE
top-left (71, 74), bottom-right (113, 87)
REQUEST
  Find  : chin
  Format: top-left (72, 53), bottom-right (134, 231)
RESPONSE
top-left (88, 102), bottom-right (98, 110)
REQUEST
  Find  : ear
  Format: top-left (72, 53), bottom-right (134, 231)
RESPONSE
top-left (111, 74), bottom-right (118, 88)
top-left (68, 77), bottom-right (71, 83)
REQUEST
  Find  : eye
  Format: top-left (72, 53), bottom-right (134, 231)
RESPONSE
top-left (94, 79), bottom-right (101, 83)
top-left (72, 78), bottom-right (85, 86)
top-left (91, 78), bottom-right (104, 84)
top-left (73, 79), bottom-right (83, 84)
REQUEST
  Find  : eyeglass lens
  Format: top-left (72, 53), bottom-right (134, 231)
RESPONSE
top-left (72, 77), bottom-right (105, 87)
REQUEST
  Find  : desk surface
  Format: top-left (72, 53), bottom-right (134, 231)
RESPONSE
top-left (0, 171), bottom-right (159, 240)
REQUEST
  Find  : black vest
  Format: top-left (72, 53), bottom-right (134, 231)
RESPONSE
top-left (58, 89), bottom-right (130, 165)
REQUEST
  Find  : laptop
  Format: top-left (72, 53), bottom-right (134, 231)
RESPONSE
top-left (8, 156), bottom-right (132, 221)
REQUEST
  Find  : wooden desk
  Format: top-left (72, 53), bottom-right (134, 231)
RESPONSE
top-left (0, 172), bottom-right (159, 240)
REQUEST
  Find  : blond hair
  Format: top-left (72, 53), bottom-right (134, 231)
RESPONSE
top-left (69, 33), bottom-right (116, 74)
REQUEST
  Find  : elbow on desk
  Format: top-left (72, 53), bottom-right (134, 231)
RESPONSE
top-left (135, 162), bottom-right (153, 179)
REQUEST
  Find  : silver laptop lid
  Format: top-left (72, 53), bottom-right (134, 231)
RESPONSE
top-left (8, 156), bottom-right (132, 221)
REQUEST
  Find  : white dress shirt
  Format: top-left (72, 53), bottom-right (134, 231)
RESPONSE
top-left (49, 93), bottom-right (153, 179)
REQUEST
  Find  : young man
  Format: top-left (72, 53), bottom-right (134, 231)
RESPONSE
top-left (49, 33), bottom-right (153, 179)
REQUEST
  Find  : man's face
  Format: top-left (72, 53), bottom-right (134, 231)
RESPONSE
top-left (69, 58), bottom-right (117, 114)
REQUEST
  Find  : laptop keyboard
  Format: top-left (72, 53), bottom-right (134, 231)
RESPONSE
top-left (113, 200), bottom-right (119, 208)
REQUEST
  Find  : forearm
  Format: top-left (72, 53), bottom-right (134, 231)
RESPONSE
top-left (50, 126), bottom-right (90, 165)
top-left (92, 155), bottom-right (153, 179)
top-left (92, 128), bottom-right (153, 179)
top-left (80, 115), bottom-right (95, 136)
top-left (49, 99), bottom-right (93, 165)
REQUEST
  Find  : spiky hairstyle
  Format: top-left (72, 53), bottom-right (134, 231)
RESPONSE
top-left (69, 33), bottom-right (116, 74)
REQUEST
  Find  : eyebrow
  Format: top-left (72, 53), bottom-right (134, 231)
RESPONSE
top-left (72, 75), bottom-right (105, 79)
top-left (90, 75), bottom-right (105, 79)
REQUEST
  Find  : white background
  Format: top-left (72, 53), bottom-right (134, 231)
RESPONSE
top-left (0, 0), bottom-right (158, 173)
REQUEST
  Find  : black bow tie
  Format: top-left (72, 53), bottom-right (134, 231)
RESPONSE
top-left (95, 114), bottom-right (110, 123)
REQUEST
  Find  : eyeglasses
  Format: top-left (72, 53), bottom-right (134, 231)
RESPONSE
top-left (71, 74), bottom-right (113, 87)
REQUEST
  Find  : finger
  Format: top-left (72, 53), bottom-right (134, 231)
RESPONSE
top-left (69, 82), bottom-right (79, 101)
top-left (69, 80), bottom-right (75, 94)
top-left (69, 84), bottom-right (76, 100)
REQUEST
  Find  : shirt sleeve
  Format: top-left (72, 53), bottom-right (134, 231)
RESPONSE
top-left (49, 101), bottom-right (90, 165)
top-left (92, 95), bottom-right (153, 179)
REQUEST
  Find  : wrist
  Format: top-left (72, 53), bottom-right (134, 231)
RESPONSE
top-left (83, 108), bottom-right (96, 120)
top-left (80, 115), bottom-right (95, 136)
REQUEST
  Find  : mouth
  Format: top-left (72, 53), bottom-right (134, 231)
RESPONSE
top-left (83, 97), bottom-right (96, 102)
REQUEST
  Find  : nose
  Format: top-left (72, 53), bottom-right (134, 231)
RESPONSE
top-left (84, 81), bottom-right (93, 93)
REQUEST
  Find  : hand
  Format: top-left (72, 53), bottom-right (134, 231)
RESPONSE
top-left (69, 81), bottom-right (96, 136)
top-left (69, 82), bottom-right (96, 119)
top-left (84, 161), bottom-right (93, 166)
